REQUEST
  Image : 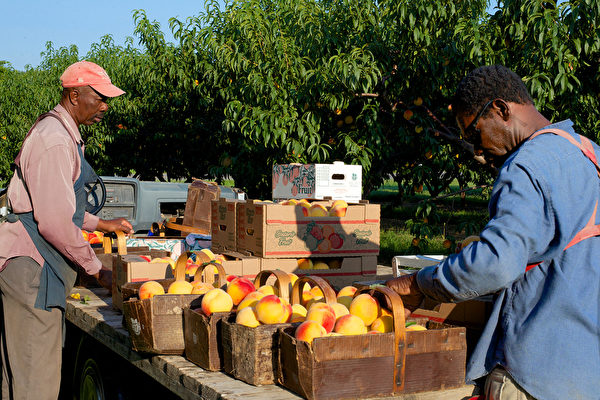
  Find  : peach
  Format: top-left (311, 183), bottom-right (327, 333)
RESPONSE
top-left (290, 304), bottom-right (308, 323)
top-left (349, 293), bottom-right (380, 326)
top-left (379, 307), bottom-right (393, 318)
top-left (138, 281), bottom-right (164, 300)
top-left (191, 281), bottom-right (215, 295)
top-left (328, 259), bottom-right (342, 269)
top-left (405, 324), bottom-right (427, 331)
top-left (257, 284), bottom-right (278, 296)
top-left (167, 280), bottom-right (193, 294)
top-left (186, 262), bottom-right (200, 276)
top-left (237, 291), bottom-right (266, 310)
top-left (309, 203), bottom-right (328, 217)
top-left (226, 277), bottom-right (256, 305)
top-left (331, 199), bottom-right (348, 209)
top-left (236, 306), bottom-right (261, 328)
top-left (139, 255), bottom-right (152, 262)
top-left (301, 290), bottom-right (315, 307)
top-left (294, 320), bottom-right (327, 344)
top-left (305, 297), bottom-right (325, 310)
top-left (312, 261), bottom-right (329, 270)
top-left (370, 316), bottom-right (394, 333)
top-left (201, 288), bottom-right (234, 316)
top-left (298, 202), bottom-right (311, 217)
top-left (328, 204), bottom-right (347, 217)
top-left (310, 286), bottom-right (324, 299)
top-left (281, 303), bottom-right (293, 323)
top-left (255, 295), bottom-right (286, 324)
top-left (226, 274), bottom-right (238, 283)
top-left (288, 273), bottom-right (299, 287)
top-left (306, 306), bottom-right (336, 333)
top-left (282, 199), bottom-right (298, 205)
top-left (334, 314), bottom-right (368, 335)
top-left (297, 258), bottom-right (313, 270)
top-left (336, 286), bottom-right (357, 309)
top-left (200, 248), bottom-right (216, 260)
top-left (330, 303), bottom-right (350, 320)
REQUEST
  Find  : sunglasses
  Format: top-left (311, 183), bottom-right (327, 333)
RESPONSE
top-left (462, 99), bottom-right (494, 144)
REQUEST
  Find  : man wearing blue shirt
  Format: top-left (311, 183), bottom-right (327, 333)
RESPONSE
top-left (386, 65), bottom-right (599, 400)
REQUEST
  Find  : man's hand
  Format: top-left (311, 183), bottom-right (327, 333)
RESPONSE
top-left (385, 273), bottom-right (424, 319)
top-left (96, 218), bottom-right (134, 235)
top-left (93, 268), bottom-right (112, 293)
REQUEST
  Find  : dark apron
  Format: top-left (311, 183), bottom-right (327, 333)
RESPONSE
top-left (5, 112), bottom-right (101, 313)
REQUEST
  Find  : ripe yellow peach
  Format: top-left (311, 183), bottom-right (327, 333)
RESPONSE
top-left (282, 199), bottom-right (298, 205)
top-left (309, 203), bottom-right (328, 217)
top-left (236, 306), bottom-right (261, 327)
top-left (370, 316), bottom-right (394, 333)
top-left (290, 304), bottom-right (308, 323)
top-left (306, 305), bottom-right (336, 333)
top-left (167, 280), bottom-right (194, 294)
top-left (310, 286), bottom-right (324, 299)
top-left (295, 320), bottom-right (327, 344)
top-left (226, 277), bottom-right (256, 306)
top-left (405, 324), bottom-right (427, 331)
top-left (349, 293), bottom-right (380, 326)
top-left (191, 281), bottom-right (215, 295)
top-left (257, 284), bottom-right (278, 296)
top-left (336, 286), bottom-right (358, 309)
top-left (312, 261), bottom-right (329, 270)
top-left (297, 258), bottom-right (313, 270)
top-left (255, 295), bottom-right (286, 324)
top-left (280, 302), bottom-right (293, 323)
top-left (330, 302), bottom-right (350, 320)
top-left (237, 291), bottom-right (266, 310)
top-left (201, 288), bottom-right (234, 316)
top-left (298, 202), bottom-right (311, 217)
top-left (139, 280), bottom-right (164, 300)
top-left (334, 314), bottom-right (368, 335)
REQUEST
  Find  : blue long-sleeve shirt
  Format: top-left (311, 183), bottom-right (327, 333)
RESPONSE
top-left (417, 120), bottom-right (600, 400)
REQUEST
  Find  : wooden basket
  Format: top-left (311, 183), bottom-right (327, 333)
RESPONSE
top-left (277, 285), bottom-right (467, 400)
top-left (221, 269), bottom-right (298, 385)
top-left (121, 251), bottom-right (203, 355)
top-left (183, 261), bottom-right (231, 371)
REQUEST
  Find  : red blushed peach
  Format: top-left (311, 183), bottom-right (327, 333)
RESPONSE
top-left (237, 291), bottom-right (266, 310)
top-left (139, 280), bottom-right (164, 300)
top-left (201, 288), bottom-right (234, 316)
top-left (301, 290), bottom-right (315, 307)
top-left (255, 295), bottom-right (286, 324)
top-left (328, 200), bottom-right (348, 217)
top-left (226, 274), bottom-right (238, 283)
top-left (235, 306), bottom-right (261, 327)
top-left (226, 277), bottom-right (256, 305)
top-left (280, 303), bottom-right (293, 323)
top-left (306, 307), bottom-right (336, 333)
top-left (349, 293), bottom-right (380, 326)
top-left (295, 320), bottom-right (327, 344)
top-left (186, 263), bottom-right (200, 276)
top-left (336, 286), bottom-right (358, 309)
top-left (298, 203), bottom-right (311, 217)
top-left (167, 280), bottom-right (194, 294)
top-left (334, 314), bottom-right (368, 335)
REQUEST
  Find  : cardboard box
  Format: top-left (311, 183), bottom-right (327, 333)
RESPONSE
top-left (112, 255), bottom-right (174, 311)
top-left (272, 161), bottom-right (362, 202)
top-left (182, 179), bottom-right (220, 231)
top-left (216, 251), bottom-right (261, 278)
top-left (236, 200), bottom-right (380, 258)
top-left (211, 198), bottom-right (243, 252)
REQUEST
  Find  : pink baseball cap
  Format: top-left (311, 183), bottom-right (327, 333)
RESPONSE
top-left (60, 60), bottom-right (125, 97)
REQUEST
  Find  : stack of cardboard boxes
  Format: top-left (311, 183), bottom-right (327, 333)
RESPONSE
top-left (211, 162), bottom-right (378, 287)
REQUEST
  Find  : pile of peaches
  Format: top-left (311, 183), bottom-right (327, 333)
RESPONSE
top-left (279, 198), bottom-right (349, 218)
top-left (82, 230), bottom-right (104, 245)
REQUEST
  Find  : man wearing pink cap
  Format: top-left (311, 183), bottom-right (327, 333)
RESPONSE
top-left (0, 61), bottom-right (132, 399)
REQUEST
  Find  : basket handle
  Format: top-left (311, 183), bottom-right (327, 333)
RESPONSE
top-left (173, 251), bottom-right (193, 281)
top-left (102, 230), bottom-right (127, 255)
top-left (193, 259), bottom-right (227, 288)
top-left (356, 285), bottom-right (407, 392)
top-left (290, 275), bottom-right (336, 305)
top-left (253, 270), bottom-right (292, 302)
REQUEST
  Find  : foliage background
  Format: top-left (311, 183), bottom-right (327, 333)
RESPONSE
top-left (1, 0), bottom-right (599, 240)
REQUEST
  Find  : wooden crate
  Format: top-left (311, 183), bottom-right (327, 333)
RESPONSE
top-left (183, 262), bottom-right (230, 371)
top-left (121, 251), bottom-right (204, 354)
top-left (277, 286), bottom-right (467, 399)
top-left (221, 270), bottom-right (301, 385)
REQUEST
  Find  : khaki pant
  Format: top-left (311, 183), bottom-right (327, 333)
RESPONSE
top-left (0, 257), bottom-right (62, 400)
top-left (484, 367), bottom-right (536, 400)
